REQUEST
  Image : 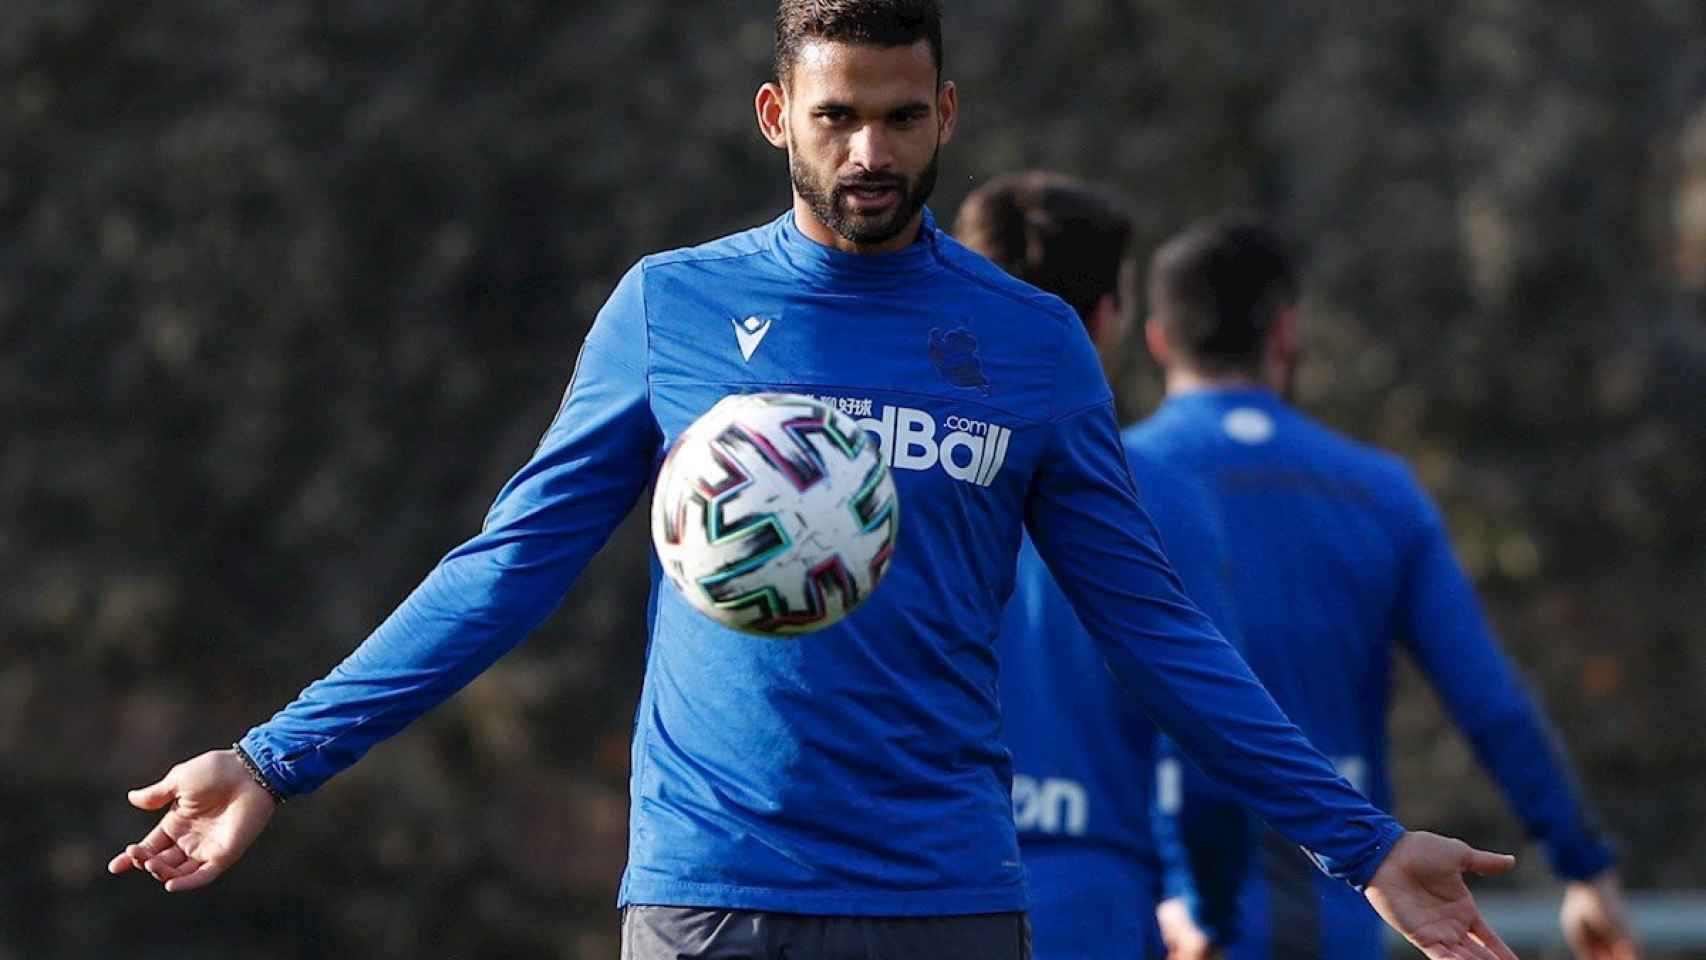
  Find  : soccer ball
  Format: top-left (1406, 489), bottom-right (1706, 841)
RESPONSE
top-left (651, 392), bottom-right (900, 636)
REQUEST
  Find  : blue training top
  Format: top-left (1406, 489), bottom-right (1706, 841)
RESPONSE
top-left (1133, 387), bottom-right (1614, 960)
top-left (998, 447), bottom-right (1245, 959)
top-left (239, 211), bottom-right (1402, 917)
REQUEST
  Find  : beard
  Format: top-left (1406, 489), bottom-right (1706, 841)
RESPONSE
top-left (790, 142), bottom-right (941, 248)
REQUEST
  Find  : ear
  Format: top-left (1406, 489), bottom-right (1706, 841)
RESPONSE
top-left (756, 82), bottom-right (789, 150)
top-left (936, 80), bottom-right (958, 145)
top-left (1089, 292), bottom-right (1130, 352)
top-left (1268, 304), bottom-right (1301, 366)
top-left (1144, 318), bottom-right (1172, 368)
top-left (1266, 303), bottom-right (1302, 392)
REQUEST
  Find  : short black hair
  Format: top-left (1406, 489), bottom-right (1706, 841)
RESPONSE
top-left (1148, 215), bottom-right (1299, 375)
top-left (954, 171), bottom-right (1133, 323)
top-left (774, 0), bottom-right (944, 87)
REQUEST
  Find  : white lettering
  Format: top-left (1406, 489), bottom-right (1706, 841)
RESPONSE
top-left (1155, 758), bottom-right (1183, 814)
top-left (892, 407), bottom-right (938, 471)
top-left (1044, 778), bottom-right (1089, 835)
top-left (939, 431), bottom-right (985, 484)
top-left (977, 425), bottom-right (1011, 486)
top-left (1011, 775), bottom-right (1089, 836)
top-left (856, 405), bottom-right (897, 464)
top-left (1012, 775), bottom-right (1040, 830)
top-left (850, 403), bottom-right (1012, 485)
top-left (944, 415), bottom-right (989, 436)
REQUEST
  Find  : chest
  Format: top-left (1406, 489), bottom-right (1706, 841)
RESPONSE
top-left (643, 289), bottom-right (1049, 556)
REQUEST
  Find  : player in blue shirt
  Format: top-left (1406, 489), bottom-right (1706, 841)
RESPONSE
top-left (109, 5), bottom-right (1523, 959)
top-left (956, 171), bottom-right (1249, 960)
top-left (1133, 216), bottom-right (1639, 960)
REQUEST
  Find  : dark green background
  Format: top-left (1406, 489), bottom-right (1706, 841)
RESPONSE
top-left (3, 2), bottom-right (1703, 957)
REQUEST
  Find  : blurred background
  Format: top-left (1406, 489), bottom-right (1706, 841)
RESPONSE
top-left (3, 1), bottom-right (1703, 957)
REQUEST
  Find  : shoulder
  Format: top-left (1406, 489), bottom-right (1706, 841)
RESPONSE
top-left (605, 221), bottom-right (779, 317)
top-left (930, 228), bottom-right (1111, 418)
top-left (931, 230), bottom-right (1082, 329)
top-left (1301, 413), bottom-right (1420, 488)
top-left (1123, 446), bottom-right (1220, 516)
top-left (1282, 409), bottom-right (1439, 519)
top-left (639, 219), bottom-right (777, 274)
top-left (1123, 407), bottom-right (1210, 460)
top-left (1121, 447), bottom-right (1195, 499)
top-left (1122, 416), bottom-right (1171, 451)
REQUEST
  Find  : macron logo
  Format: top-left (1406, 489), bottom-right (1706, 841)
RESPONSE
top-left (733, 315), bottom-right (774, 362)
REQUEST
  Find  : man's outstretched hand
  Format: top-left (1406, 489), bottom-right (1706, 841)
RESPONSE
top-left (107, 749), bottom-right (277, 892)
top-left (1364, 831), bottom-right (1520, 960)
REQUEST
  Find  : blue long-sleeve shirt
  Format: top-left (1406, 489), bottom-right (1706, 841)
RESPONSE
top-left (241, 210), bottom-right (1403, 916)
top-left (998, 449), bottom-right (1247, 959)
top-left (1134, 387), bottom-right (1613, 959)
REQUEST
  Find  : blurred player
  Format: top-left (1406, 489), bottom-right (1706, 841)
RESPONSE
top-left (956, 171), bottom-right (1245, 960)
top-left (109, 4), bottom-right (1524, 958)
top-left (1134, 215), bottom-right (1640, 960)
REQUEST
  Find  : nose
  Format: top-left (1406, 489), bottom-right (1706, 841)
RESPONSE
top-left (847, 123), bottom-right (895, 172)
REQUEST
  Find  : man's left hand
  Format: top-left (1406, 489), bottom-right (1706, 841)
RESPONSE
top-left (1363, 830), bottom-right (1520, 960)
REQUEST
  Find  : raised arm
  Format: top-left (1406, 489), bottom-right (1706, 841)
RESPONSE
top-left (109, 262), bottom-right (662, 891)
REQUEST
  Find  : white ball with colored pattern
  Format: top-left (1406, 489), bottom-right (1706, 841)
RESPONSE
top-left (651, 392), bottom-right (900, 636)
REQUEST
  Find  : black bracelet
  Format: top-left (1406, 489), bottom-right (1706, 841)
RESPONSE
top-left (232, 742), bottom-right (287, 805)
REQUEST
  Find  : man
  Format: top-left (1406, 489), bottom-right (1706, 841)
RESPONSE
top-left (109, 5), bottom-right (1521, 960)
top-left (1132, 216), bottom-right (1639, 960)
top-left (956, 171), bottom-right (1246, 960)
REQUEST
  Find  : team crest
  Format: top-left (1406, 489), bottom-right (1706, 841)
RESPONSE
top-left (928, 327), bottom-right (990, 396)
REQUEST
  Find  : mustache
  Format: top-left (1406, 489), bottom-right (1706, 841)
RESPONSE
top-left (835, 174), bottom-right (905, 190)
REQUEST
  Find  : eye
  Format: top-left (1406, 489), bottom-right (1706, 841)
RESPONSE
top-left (889, 108), bottom-right (929, 128)
top-left (814, 108), bottom-right (853, 125)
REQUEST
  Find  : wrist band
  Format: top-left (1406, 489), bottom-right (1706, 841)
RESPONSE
top-left (232, 742), bottom-right (287, 804)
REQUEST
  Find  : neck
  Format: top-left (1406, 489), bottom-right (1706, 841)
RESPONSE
top-left (791, 195), bottom-right (925, 255)
top-left (1164, 366), bottom-right (1269, 397)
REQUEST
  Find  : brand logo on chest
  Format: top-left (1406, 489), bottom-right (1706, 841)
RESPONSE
top-left (807, 394), bottom-right (1012, 487)
top-left (733, 315), bottom-right (775, 361)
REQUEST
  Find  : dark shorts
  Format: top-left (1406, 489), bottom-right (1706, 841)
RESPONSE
top-left (621, 906), bottom-right (1032, 960)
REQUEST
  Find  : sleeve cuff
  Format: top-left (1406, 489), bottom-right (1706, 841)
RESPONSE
top-left (235, 732), bottom-right (296, 801)
top-left (1336, 819), bottom-right (1409, 891)
top-left (1546, 832), bottom-right (1617, 881)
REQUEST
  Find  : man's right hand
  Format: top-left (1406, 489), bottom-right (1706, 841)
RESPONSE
top-left (106, 749), bottom-right (278, 892)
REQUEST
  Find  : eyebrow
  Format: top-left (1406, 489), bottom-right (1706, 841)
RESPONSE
top-left (810, 99), bottom-right (933, 115)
